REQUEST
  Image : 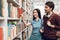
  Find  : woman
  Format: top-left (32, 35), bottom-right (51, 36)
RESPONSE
top-left (21, 9), bottom-right (43, 40)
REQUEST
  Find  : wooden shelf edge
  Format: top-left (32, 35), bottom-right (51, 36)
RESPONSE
top-left (7, 0), bottom-right (20, 7)
top-left (12, 27), bottom-right (28, 40)
top-left (0, 17), bottom-right (4, 20)
top-left (8, 18), bottom-right (20, 21)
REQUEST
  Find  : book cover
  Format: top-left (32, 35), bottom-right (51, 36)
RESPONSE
top-left (17, 8), bottom-right (24, 18)
top-left (0, 27), bottom-right (3, 40)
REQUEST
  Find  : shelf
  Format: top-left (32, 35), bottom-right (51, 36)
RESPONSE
top-left (0, 17), bottom-right (4, 20)
top-left (12, 32), bottom-right (21, 40)
top-left (12, 27), bottom-right (28, 40)
top-left (8, 18), bottom-right (20, 21)
top-left (7, 0), bottom-right (20, 7)
top-left (22, 27), bottom-right (28, 32)
top-left (1, 0), bottom-right (33, 40)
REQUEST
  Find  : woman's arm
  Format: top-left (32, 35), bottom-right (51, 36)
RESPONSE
top-left (21, 14), bottom-right (31, 26)
top-left (23, 20), bottom-right (31, 26)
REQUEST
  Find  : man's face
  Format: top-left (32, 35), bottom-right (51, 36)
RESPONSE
top-left (44, 5), bottom-right (52, 14)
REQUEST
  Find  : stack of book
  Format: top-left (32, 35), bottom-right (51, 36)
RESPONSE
top-left (8, 3), bottom-right (18, 18)
top-left (8, 21), bottom-right (20, 39)
top-left (8, 3), bottom-right (24, 18)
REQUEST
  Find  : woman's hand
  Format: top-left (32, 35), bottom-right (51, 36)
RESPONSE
top-left (47, 21), bottom-right (55, 28)
top-left (40, 29), bottom-right (44, 33)
top-left (20, 14), bottom-right (24, 19)
top-left (20, 14), bottom-right (31, 26)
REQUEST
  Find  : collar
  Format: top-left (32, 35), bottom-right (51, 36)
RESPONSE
top-left (45, 12), bottom-right (53, 18)
top-left (34, 18), bottom-right (40, 22)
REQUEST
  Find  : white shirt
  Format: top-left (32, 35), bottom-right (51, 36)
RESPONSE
top-left (45, 12), bottom-right (53, 18)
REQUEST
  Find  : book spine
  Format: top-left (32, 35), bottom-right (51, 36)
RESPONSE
top-left (0, 1), bottom-right (2, 17)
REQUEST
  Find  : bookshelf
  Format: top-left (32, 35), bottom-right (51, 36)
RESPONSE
top-left (0, 0), bottom-right (33, 40)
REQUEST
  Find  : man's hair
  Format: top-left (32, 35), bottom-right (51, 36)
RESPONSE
top-left (45, 1), bottom-right (55, 11)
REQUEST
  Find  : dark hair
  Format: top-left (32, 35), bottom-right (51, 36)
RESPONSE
top-left (45, 1), bottom-right (55, 11)
top-left (33, 9), bottom-right (41, 20)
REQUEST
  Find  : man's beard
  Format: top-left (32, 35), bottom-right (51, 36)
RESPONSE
top-left (45, 11), bottom-right (49, 15)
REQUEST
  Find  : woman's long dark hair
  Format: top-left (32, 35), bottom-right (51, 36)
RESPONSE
top-left (33, 9), bottom-right (41, 20)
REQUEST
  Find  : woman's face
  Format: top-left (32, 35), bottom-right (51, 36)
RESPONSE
top-left (33, 10), bottom-right (38, 18)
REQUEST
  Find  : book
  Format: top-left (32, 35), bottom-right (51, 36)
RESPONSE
top-left (14, 26), bottom-right (16, 37)
top-left (17, 8), bottom-right (23, 18)
top-left (0, 1), bottom-right (2, 17)
top-left (16, 23), bottom-right (21, 34)
top-left (22, 31), bottom-right (27, 40)
top-left (0, 27), bottom-right (3, 40)
top-left (22, 31), bottom-right (25, 40)
top-left (8, 4), bottom-right (11, 17)
top-left (11, 25), bottom-right (14, 39)
top-left (8, 3), bottom-right (13, 18)
top-left (12, 6), bottom-right (16, 18)
top-left (8, 24), bottom-right (11, 40)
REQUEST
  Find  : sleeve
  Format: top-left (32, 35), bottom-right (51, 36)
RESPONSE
top-left (29, 20), bottom-right (33, 25)
top-left (55, 14), bottom-right (60, 29)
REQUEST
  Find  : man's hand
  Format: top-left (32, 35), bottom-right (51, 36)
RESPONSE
top-left (50, 25), bottom-right (55, 28)
top-left (40, 29), bottom-right (44, 33)
top-left (47, 21), bottom-right (51, 26)
top-left (47, 21), bottom-right (55, 28)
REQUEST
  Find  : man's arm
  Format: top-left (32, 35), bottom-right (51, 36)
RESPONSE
top-left (54, 14), bottom-right (60, 29)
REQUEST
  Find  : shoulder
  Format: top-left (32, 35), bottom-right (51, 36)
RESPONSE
top-left (43, 15), bottom-right (46, 20)
top-left (30, 20), bottom-right (34, 24)
top-left (39, 19), bottom-right (42, 21)
top-left (52, 13), bottom-right (60, 21)
top-left (53, 13), bottom-right (60, 18)
top-left (39, 19), bottom-right (43, 23)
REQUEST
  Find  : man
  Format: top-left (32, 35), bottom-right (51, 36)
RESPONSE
top-left (43, 1), bottom-right (60, 40)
